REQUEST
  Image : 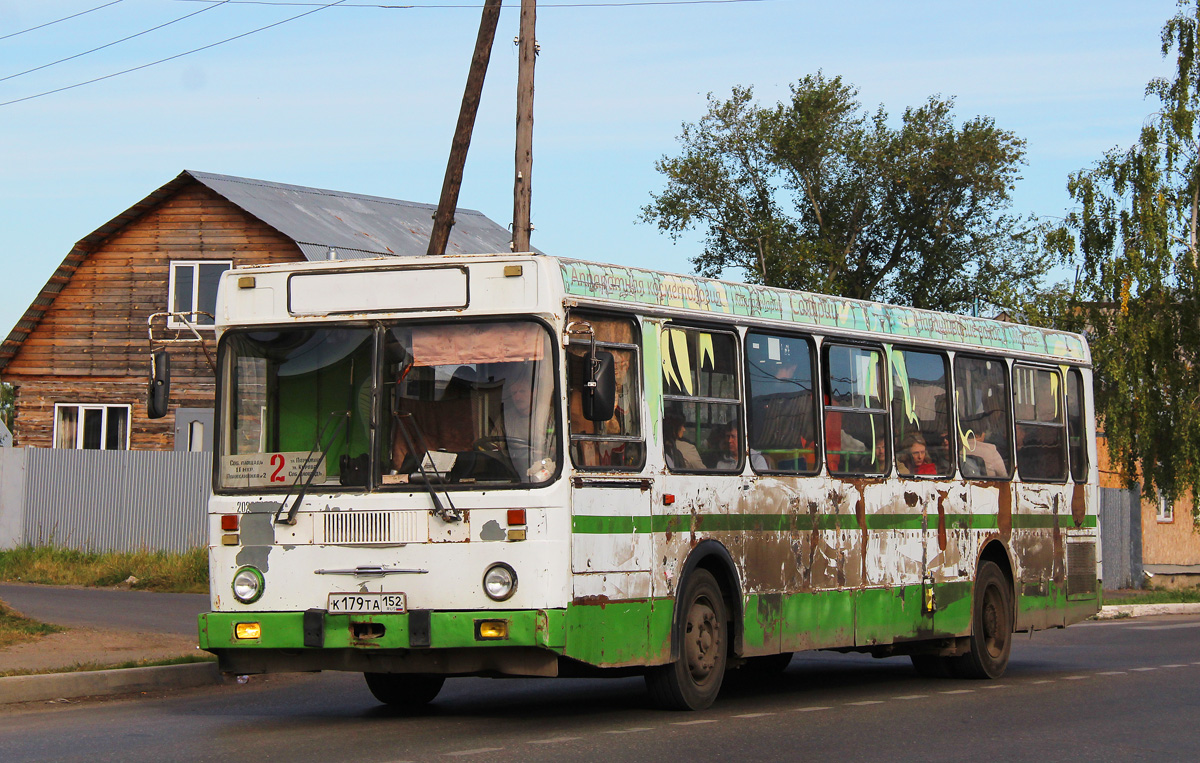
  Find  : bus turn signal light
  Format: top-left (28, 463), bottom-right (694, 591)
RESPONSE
top-left (475, 620), bottom-right (509, 640)
top-left (235, 622), bottom-right (261, 640)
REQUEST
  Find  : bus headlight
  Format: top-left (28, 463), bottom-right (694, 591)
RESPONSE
top-left (232, 566), bottom-right (265, 604)
top-left (483, 563), bottom-right (517, 601)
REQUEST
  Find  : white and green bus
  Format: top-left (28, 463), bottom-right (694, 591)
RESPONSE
top-left (186, 253), bottom-right (1099, 711)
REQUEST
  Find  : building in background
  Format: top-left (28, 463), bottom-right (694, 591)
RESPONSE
top-left (0, 170), bottom-right (516, 452)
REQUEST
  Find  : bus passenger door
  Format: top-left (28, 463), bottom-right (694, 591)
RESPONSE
top-left (567, 477), bottom-right (654, 666)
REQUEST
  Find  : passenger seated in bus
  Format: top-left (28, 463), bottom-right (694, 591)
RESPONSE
top-left (824, 421), bottom-right (866, 473)
top-left (898, 432), bottom-right (937, 476)
top-left (870, 437), bottom-right (889, 474)
top-left (962, 426), bottom-right (1006, 477)
top-left (705, 423), bottom-right (745, 470)
top-left (822, 390), bottom-right (868, 473)
top-left (664, 413), bottom-right (704, 470)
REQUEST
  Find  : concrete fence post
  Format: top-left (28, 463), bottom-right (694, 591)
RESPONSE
top-left (0, 448), bottom-right (29, 549)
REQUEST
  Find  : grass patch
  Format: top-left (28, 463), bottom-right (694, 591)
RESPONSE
top-left (0, 546), bottom-right (208, 593)
top-left (1118, 586), bottom-right (1200, 605)
top-left (0, 601), bottom-right (64, 649)
top-left (0, 653), bottom-right (216, 678)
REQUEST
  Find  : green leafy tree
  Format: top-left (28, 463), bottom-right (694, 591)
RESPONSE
top-left (0, 381), bottom-right (12, 432)
top-left (1053, 0), bottom-right (1200, 514)
top-left (642, 73), bottom-right (1054, 313)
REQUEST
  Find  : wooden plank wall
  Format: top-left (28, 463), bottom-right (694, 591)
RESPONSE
top-left (4, 183), bottom-right (303, 449)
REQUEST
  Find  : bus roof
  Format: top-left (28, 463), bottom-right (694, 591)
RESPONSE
top-left (558, 258), bottom-right (1089, 364)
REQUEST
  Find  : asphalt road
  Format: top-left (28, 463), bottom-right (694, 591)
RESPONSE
top-left (0, 583), bottom-right (207, 636)
top-left (1, 613), bottom-right (1198, 762)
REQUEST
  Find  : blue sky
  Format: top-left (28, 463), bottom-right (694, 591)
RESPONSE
top-left (0, 0), bottom-right (1183, 345)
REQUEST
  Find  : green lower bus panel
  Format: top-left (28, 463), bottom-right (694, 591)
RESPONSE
top-left (562, 598), bottom-right (673, 667)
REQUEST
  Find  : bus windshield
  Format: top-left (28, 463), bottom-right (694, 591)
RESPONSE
top-left (381, 320), bottom-right (557, 487)
top-left (216, 320), bottom-right (558, 492)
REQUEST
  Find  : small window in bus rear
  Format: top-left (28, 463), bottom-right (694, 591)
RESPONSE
top-left (1065, 368), bottom-right (1088, 483)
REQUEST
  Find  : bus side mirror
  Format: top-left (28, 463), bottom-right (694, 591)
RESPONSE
top-left (583, 350), bottom-right (616, 422)
top-left (148, 350), bottom-right (171, 419)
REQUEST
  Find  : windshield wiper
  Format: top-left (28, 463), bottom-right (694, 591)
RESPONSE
top-left (275, 410), bottom-right (350, 526)
top-left (394, 412), bottom-right (462, 523)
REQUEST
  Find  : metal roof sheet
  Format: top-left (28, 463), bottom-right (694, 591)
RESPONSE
top-left (188, 170), bottom-right (518, 259)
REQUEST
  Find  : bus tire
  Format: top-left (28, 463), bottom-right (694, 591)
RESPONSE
top-left (363, 672), bottom-right (445, 709)
top-left (953, 560), bottom-right (1013, 679)
top-left (645, 568), bottom-right (728, 710)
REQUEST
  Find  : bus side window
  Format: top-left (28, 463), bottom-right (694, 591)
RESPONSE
top-left (745, 332), bottom-right (819, 473)
top-left (1013, 364), bottom-right (1067, 482)
top-left (1065, 368), bottom-right (1088, 482)
top-left (953, 355), bottom-right (1013, 480)
top-left (891, 348), bottom-right (952, 478)
top-left (823, 344), bottom-right (888, 476)
top-left (661, 326), bottom-right (742, 472)
top-left (567, 315), bottom-right (645, 470)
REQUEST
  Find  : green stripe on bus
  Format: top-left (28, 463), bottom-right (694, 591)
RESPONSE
top-left (571, 512), bottom-right (1096, 534)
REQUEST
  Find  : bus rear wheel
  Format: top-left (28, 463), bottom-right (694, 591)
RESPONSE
top-left (953, 560), bottom-right (1013, 679)
top-left (645, 568), bottom-right (728, 710)
top-left (363, 672), bottom-right (445, 709)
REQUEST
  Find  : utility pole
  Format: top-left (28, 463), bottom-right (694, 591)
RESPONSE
top-left (427, 0), bottom-right (503, 256)
top-left (512, 0), bottom-right (536, 252)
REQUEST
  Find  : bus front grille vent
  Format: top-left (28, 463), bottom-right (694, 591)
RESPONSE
top-left (320, 511), bottom-right (424, 545)
top-left (1066, 540), bottom-right (1097, 597)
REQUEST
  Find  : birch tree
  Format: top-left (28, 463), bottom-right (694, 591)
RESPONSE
top-left (1056, 0), bottom-right (1200, 512)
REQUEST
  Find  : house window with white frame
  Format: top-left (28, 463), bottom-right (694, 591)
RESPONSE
top-left (1157, 494), bottom-right (1175, 523)
top-left (169, 260), bottom-right (231, 327)
top-left (54, 404), bottom-right (131, 450)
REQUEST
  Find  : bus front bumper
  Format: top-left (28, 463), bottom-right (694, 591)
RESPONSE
top-left (199, 609), bottom-right (566, 676)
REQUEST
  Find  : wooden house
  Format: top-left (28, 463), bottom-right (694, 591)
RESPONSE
top-left (0, 170), bottom-right (516, 451)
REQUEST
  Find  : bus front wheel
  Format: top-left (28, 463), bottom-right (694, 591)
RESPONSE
top-left (953, 560), bottom-right (1013, 679)
top-left (363, 672), bottom-right (445, 709)
top-left (645, 568), bottom-right (728, 710)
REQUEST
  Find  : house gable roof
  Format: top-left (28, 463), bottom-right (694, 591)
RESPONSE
top-left (0, 170), bottom-right (518, 372)
top-left (186, 170), bottom-right (518, 260)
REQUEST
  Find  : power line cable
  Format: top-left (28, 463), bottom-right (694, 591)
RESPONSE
top-left (0, 1), bottom-right (127, 42)
top-left (172, 0), bottom-right (769, 8)
top-left (0, 0), bottom-right (348, 108)
top-left (1, 1), bottom-right (232, 85)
